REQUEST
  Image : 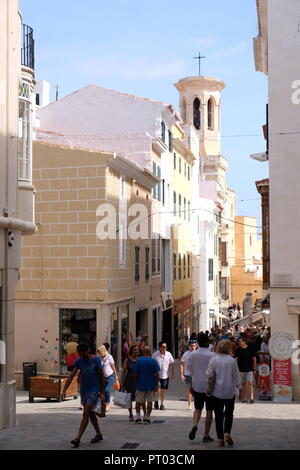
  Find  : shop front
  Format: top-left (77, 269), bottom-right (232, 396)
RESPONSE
top-left (60, 308), bottom-right (97, 373)
top-left (110, 304), bottom-right (129, 370)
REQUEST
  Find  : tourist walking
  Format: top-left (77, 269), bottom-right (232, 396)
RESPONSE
top-left (137, 334), bottom-right (149, 356)
top-left (258, 336), bottom-right (270, 364)
top-left (206, 339), bottom-right (240, 447)
top-left (235, 337), bottom-right (256, 403)
top-left (233, 324), bottom-right (241, 342)
top-left (179, 339), bottom-right (197, 410)
top-left (61, 342), bottom-right (106, 448)
top-left (179, 335), bottom-right (189, 358)
top-left (65, 334), bottom-right (79, 372)
top-left (152, 341), bottom-right (175, 410)
top-left (120, 344), bottom-right (139, 422)
top-left (97, 344), bottom-right (119, 415)
top-left (188, 333), bottom-right (215, 443)
top-left (132, 346), bottom-right (160, 424)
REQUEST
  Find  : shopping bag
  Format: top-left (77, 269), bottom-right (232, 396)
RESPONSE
top-left (91, 397), bottom-right (102, 413)
top-left (113, 390), bottom-right (131, 408)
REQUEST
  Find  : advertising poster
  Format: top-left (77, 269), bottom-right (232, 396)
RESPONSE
top-left (258, 362), bottom-right (272, 401)
top-left (273, 359), bottom-right (292, 402)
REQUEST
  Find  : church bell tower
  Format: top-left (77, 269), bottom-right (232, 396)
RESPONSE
top-left (174, 76), bottom-right (225, 157)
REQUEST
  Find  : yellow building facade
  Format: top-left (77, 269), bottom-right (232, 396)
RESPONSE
top-left (15, 142), bottom-right (158, 385)
top-left (171, 124), bottom-right (194, 354)
top-left (231, 216), bottom-right (263, 308)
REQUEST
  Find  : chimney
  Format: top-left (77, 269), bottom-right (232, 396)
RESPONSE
top-left (34, 80), bottom-right (51, 107)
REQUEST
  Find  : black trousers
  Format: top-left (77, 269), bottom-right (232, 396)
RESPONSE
top-left (212, 395), bottom-right (235, 439)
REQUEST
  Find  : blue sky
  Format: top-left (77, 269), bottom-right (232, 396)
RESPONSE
top-left (21, 0), bottom-right (268, 229)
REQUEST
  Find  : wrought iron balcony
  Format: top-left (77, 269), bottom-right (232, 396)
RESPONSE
top-left (21, 24), bottom-right (35, 70)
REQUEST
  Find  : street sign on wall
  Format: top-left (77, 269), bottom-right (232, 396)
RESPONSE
top-left (273, 359), bottom-right (292, 402)
top-left (269, 332), bottom-right (294, 402)
top-left (258, 362), bottom-right (272, 401)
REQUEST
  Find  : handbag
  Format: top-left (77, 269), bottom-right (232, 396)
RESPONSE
top-left (113, 390), bottom-right (132, 408)
top-left (206, 370), bottom-right (216, 397)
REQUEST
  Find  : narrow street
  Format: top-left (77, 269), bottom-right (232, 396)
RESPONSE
top-left (1, 362), bottom-right (299, 451)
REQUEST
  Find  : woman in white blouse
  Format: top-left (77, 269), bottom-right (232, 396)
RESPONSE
top-left (97, 345), bottom-right (119, 415)
top-left (206, 339), bottom-right (240, 447)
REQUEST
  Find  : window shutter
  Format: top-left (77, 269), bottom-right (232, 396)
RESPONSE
top-left (157, 166), bottom-right (161, 201)
top-left (135, 247), bottom-right (140, 282)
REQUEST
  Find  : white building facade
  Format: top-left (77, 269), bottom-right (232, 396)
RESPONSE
top-left (254, 0), bottom-right (300, 399)
top-left (0, 0), bottom-right (36, 429)
top-left (174, 76), bottom-right (236, 329)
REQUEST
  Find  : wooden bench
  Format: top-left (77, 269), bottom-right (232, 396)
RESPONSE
top-left (29, 374), bottom-right (78, 403)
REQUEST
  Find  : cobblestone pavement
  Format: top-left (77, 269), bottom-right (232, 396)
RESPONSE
top-left (1, 365), bottom-right (300, 451)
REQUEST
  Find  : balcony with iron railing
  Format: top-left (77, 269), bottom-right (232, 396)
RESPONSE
top-left (21, 24), bottom-right (35, 70)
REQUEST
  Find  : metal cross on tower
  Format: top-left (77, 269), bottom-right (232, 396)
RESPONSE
top-left (194, 51), bottom-right (206, 76)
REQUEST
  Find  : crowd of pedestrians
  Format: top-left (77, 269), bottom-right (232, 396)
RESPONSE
top-left (61, 322), bottom-right (270, 448)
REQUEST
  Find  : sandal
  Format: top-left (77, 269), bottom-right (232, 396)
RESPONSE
top-left (91, 434), bottom-right (103, 443)
top-left (225, 435), bottom-right (234, 446)
top-left (71, 439), bottom-right (80, 448)
top-left (129, 415), bottom-right (135, 422)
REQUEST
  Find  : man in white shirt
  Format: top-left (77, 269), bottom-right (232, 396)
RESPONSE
top-left (152, 341), bottom-right (174, 410)
top-left (188, 333), bottom-right (216, 443)
top-left (234, 325), bottom-right (241, 342)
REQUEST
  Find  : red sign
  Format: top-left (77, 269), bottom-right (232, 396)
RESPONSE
top-left (273, 359), bottom-right (292, 402)
top-left (258, 362), bottom-right (271, 400)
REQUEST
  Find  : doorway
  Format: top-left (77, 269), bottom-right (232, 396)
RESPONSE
top-left (152, 308), bottom-right (157, 351)
top-left (136, 309), bottom-right (148, 339)
top-left (111, 305), bottom-right (129, 370)
top-left (60, 308), bottom-right (96, 371)
top-left (162, 308), bottom-right (173, 354)
top-left (174, 314), bottom-right (179, 358)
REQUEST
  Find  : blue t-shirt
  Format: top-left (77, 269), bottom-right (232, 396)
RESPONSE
top-left (74, 356), bottom-right (102, 394)
top-left (132, 357), bottom-right (160, 391)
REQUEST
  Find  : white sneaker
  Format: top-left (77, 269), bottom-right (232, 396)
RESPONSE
top-left (186, 406), bottom-right (192, 411)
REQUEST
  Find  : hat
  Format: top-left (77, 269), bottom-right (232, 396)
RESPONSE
top-left (189, 339), bottom-right (197, 344)
top-left (69, 333), bottom-right (79, 341)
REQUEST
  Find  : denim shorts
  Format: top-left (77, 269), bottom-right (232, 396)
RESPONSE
top-left (240, 371), bottom-right (254, 383)
top-left (80, 391), bottom-right (99, 406)
top-left (184, 375), bottom-right (192, 387)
